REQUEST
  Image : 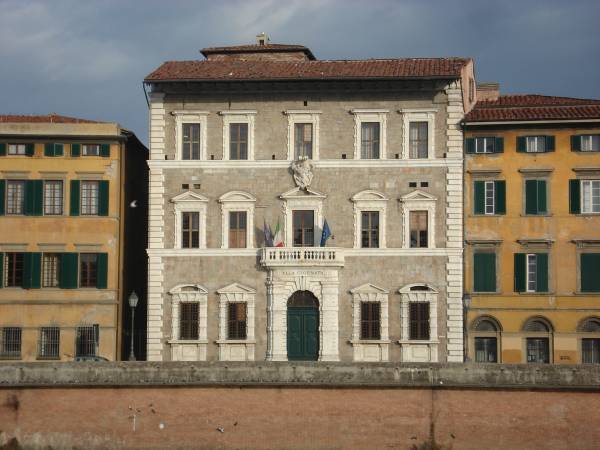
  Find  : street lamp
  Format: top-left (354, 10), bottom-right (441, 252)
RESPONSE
top-left (128, 291), bottom-right (139, 361)
top-left (463, 292), bottom-right (472, 362)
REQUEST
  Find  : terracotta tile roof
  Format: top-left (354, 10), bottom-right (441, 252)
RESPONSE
top-left (145, 58), bottom-right (470, 82)
top-left (0, 114), bottom-right (103, 124)
top-left (465, 95), bottom-right (600, 122)
top-left (201, 43), bottom-right (316, 60)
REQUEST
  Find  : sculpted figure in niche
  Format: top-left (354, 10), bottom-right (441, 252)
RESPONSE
top-left (291, 158), bottom-right (313, 190)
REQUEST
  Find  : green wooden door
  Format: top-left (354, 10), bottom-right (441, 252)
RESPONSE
top-left (287, 307), bottom-right (319, 361)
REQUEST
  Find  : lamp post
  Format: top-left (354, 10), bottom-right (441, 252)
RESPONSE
top-left (463, 292), bottom-right (471, 362)
top-left (128, 291), bottom-right (139, 361)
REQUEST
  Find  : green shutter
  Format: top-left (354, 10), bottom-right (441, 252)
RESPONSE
top-left (495, 180), bottom-right (506, 215)
top-left (474, 181), bottom-right (485, 215)
top-left (536, 253), bottom-right (549, 292)
top-left (54, 143), bottom-right (64, 157)
top-left (517, 137), bottom-right (527, 152)
top-left (537, 180), bottom-right (547, 214)
top-left (571, 135), bottom-right (581, 152)
top-left (32, 180), bottom-right (43, 216)
top-left (466, 138), bottom-right (475, 154)
top-left (23, 253), bottom-right (41, 289)
top-left (514, 253), bottom-right (526, 292)
top-left (59, 253), bottom-right (78, 289)
top-left (581, 253), bottom-right (600, 293)
top-left (0, 180), bottom-right (5, 216)
top-left (474, 253), bottom-right (496, 292)
top-left (24, 181), bottom-right (35, 215)
top-left (71, 144), bottom-right (80, 157)
top-left (100, 143), bottom-right (110, 157)
top-left (0, 143), bottom-right (5, 156)
top-left (98, 181), bottom-right (109, 216)
top-left (545, 136), bottom-right (555, 152)
top-left (525, 179), bottom-right (538, 214)
top-left (0, 252), bottom-right (3, 288)
top-left (96, 253), bottom-right (108, 289)
top-left (25, 143), bottom-right (35, 156)
top-left (569, 179), bottom-right (581, 214)
top-left (70, 180), bottom-right (80, 216)
top-left (44, 143), bottom-right (54, 157)
top-left (495, 137), bottom-right (504, 153)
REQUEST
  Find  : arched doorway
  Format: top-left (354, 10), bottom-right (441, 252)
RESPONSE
top-left (287, 291), bottom-right (319, 361)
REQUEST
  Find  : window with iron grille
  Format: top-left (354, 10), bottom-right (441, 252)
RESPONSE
top-left (361, 211), bottom-right (379, 248)
top-left (42, 253), bottom-right (60, 288)
top-left (474, 337), bottom-right (498, 362)
top-left (361, 122), bottom-right (380, 159)
top-left (294, 123), bottom-right (313, 159)
top-left (409, 211), bottom-right (428, 248)
top-left (38, 327), bottom-right (60, 359)
top-left (409, 122), bottom-right (428, 158)
top-left (43, 180), bottom-right (63, 215)
top-left (180, 302), bottom-right (199, 340)
top-left (229, 211), bottom-right (247, 248)
top-left (582, 339), bottom-right (600, 364)
top-left (360, 302), bottom-right (380, 340)
top-left (80, 181), bottom-right (99, 215)
top-left (293, 210), bottom-right (314, 247)
top-left (8, 144), bottom-right (27, 155)
top-left (0, 327), bottom-right (21, 359)
top-left (227, 302), bottom-right (247, 339)
top-left (182, 123), bottom-right (201, 160)
top-left (526, 337), bottom-right (549, 363)
top-left (230, 123), bottom-right (248, 160)
top-left (75, 326), bottom-right (97, 357)
top-left (6, 180), bottom-right (25, 215)
top-left (181, 211), bottom-right (200, 248)
top-left (409, 302), bottom-right (430, 340)
top-left (79, 253), bottom-right (97, 288)
top-left (4, 253), bottom-right (24, 287)
top-left (82, 144), bottom-right (100, 156)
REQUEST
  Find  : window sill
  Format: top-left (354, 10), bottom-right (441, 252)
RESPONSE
top-left (216, 339), bottom-right (256, 345)
top-left (36, 356), bottom-right (60, 361)
top-left (576, 213), bottom-right (600, 217)
top-left (469, 214), bottom-right (505, 218)
top-left (349, 339), bottom-right (391, 345)
top-left (517, 291), bottom-right (555, 296)
top-left (168, 339), bottom-right (208, 345)
top-left (471, 291), bottom-right (501, 295)
top-left (573, 291), bottom-right (600, 296)
top-left (398, 340), bottom-right (440, 345)
top-left (520, 213), bottom-right (553, 217)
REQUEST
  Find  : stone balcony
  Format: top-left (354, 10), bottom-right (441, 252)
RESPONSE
top-left (260, 247), bottom-right (345, 267)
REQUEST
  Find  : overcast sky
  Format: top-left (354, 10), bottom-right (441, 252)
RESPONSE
top-left (1, 0), bottom-right (599, 144)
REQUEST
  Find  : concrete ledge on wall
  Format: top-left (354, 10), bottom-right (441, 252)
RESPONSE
top-left (0, 362), bottom-right (599, 390)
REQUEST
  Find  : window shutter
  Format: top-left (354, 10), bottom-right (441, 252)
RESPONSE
top-left (474, 181), bottom-right (485, 214)
top-left (536, 253), bottom-right (549, 292)
top-left (514, 253), bottom-right (526, 292)
top-left (545, 136), bottom-right (555, 152)
top-left (54, 143), bottom-right (64, 157)
top-left (537, 180), bottom-right (547, 214)
top-left (44, 143), bottom-right (54, 157)
top-left (525, 179), bottom-right (538, 214)
top-left (494, 180), bottom-right (506, 214)
top-left (70, 180), bottom-right (80, 216)
top-left (25, 143), bottom-right (35, 156)
top-left (23, 253), bottom-right (41, 289)
top-left (0, 252), bottom-right (3, 288)
top-left (24, 181), bottom-right (35, 216)
top-left (0, 143), bottom-right (5, 156)
top-left (59, 253), bottom-right (78, 289)
top-left (31, 180), bottom-right (43, 216)
top-left (517, 137), bottom-right (527, 152)
top-left (569, 179), bottom-right (581, 214)
top-left (0, 180), bottom-right (5, 216)
top-left (100, 143), bottom-right (110, 157)
top-left (465, 138), bottom-right (475, 154)
top-left (495, 137), bottom-right (504, 153)
top-left (474, 253), bottom-right (496, 292)
top-left (571, 135), bottom-right (581, 152)
top-left (71, 143), bottom-right (80, 157)
top-left (96, 253), bottom-right (108, 289)
top-left (581, 253), bottom-right (600, 293)
top-left (98, 181), bottom-right (109, 216)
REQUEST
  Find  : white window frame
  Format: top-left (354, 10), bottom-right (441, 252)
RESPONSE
top-left (173, 111), bottom-right (208, 161)
top-left (484, 180), bottom-right (495, 215)
top-left (526, 253), bottom-right (537, 293)
top-left (526, 136), bottom-right (545, 153)
top-left (582, 179), bottom-right (600, 214)
top-left (219, 110), bottom-right (256, 161)
top-left (400, 109), bottom-right (436, 160)
top-left (351, 109), bottom-right (388, 160)
top-left (285, 110), bottom-right (321, 161)
top-left (475, 137), bottom-right (495, 154)
top-left (400, 190), bottom-right (437, 249)
top-left (350, 283), bottom-right (390, 362)
top-left (581, 135), bottom-right (600, 152)
top-left (217, 283), bottom-right (256, 361)
top-left (82, 144), bottom-right (100, 156)
top-left (171, 191), bottom-right (208, 249)
top-left (398, 284), bottom-right (439, 362)
top-left (80, 180), bottom-right (99, 216)
top-left (280, 187), bottom-right (326, 247)
top-left (351, 190), bottom-right (388, 249)
top-left (218, 191), bottom-right (256, 249)
top-left (168, 284), bottom-right (208, 361)
top-left (8, 144), bottom-right (26, 155)
top-left (43, 180), bottom-right (63, 216)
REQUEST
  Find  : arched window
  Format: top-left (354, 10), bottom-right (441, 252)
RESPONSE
top-left (471, 316), bottom-right (502, 363)
top-left (522, 316), bottom-right (553, 363)
top-left (579, 317), bottom-right (600, 364)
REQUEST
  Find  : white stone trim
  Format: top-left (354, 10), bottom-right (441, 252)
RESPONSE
top-left (174, 111), bottom-right (208, 161)
top-left (349, 283), bottom-right (390, 362)
top-left (168, 284), bottom-right (208, 361)
top-left (171, 191), bottom-right (208, 249)
top-left (219, 110), bottom-right (256, 161)
top-left (398, 283), bottom-right (439, 362)
top-left (146, 255), bottom-right (164, 361)
top-left (216, 283), bottom-right (256, 361)
top-left (401, 109), bottom-right (436, 160)
top-left (218, 191), bottom-right (256, 249)
top-left (399, 190), bottom-right (437, 249)
top-left (351, 190), bottom-right (388, 249)
top-left (285, 110), bottom-right (321, 160)
top-left (351, 109), bottom-right (388, 160)
top-left (149, 93), bottom-right (166, 161)
top-left (280, 187), bottom-right (326, 247)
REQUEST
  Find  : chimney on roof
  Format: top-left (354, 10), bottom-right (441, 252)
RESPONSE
top-left (477, 82), bottom-right (500, 102)
top-left (256, 32), bottom-right (270, 46)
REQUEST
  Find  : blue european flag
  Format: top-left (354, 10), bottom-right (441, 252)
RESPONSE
top-left (320, 219), bottom-right (332, 247)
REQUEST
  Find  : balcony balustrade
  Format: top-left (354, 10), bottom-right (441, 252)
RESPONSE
top-left (261, 247), bottom-right (344, 267)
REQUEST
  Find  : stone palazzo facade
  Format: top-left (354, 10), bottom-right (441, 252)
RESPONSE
top-left (144, 38), bottom-right (475, 362)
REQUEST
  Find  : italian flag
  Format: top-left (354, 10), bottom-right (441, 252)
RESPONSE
top-left (273, 219), bottom-right (284, 247)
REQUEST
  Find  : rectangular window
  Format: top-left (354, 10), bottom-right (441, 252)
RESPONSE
top-left (75, 326), bottom-right (97, 357)
top-left (293, 210), bottom-right (314, 247)
top-left (4, 253), bottom-right (24, 287)
top-left (473, 252), bottom-right (496, 292)
top-left (8, 144), bottom-right (27, 155)
top-left (42, 253), bottom-right (60, 288)
top-left (581, 135), bottom-right (600, 152)
top-left (181, 211), bottom-right (200, 248)
top-left (294, 123), bottom-right (313, 159)
top-left (0, 327), bottom-right (21, 359)
top-left (526, 136), bottom-right (546, 153)
top-left (409, 122), bottom-right (428, 159)
top-left (82, 144), bottom-right (100, 156)
top-left (582, 338), bottom-right (600, 364)
top-left (484, 181), bottom-right (495, 214)
top-left (361, 122), bottom-right (380, 159)
top-left (526, 337), bottom-right (549, 363)
top-left (229, 211), bottom-right (247, 248)
top-left (581, 253), bottom-right (600, 293)
top-left (180, 302), bottom-right (199, 340)
top-left (80, 181), bottom-right (99, 215)
top-left (79, 253), bottom-right (97, 288)
top-left (526, 254), bottom-right (537, 293)
top-left (182, 123), bottom-right (201, 160)
top-left (525, 179), bottom-right (547, 215)
top-left (6, 180), bottom-right (25, 215)
top-left (361, 211), bottom-right (380, 248)
top-left (230, 123), bottom-right (248, 160)
top-left (409, 302), bottom-right (430, 340)
top-left (474, 337), bottom-right (498, 362)
top-left (409, 211), bottom-right (428, 248)
top-left (474, 137), bottom-right (495, 154)
top-left (360, 302), bottom-right (381, 340)
top-left (38, 327), bottom-right (60, 359)
top-left (227, 302), bottom-right (247, 339)
top-left (582, 180), bottom-right (600, 213)
top-left (43, 180), bottom-right (63, 215)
